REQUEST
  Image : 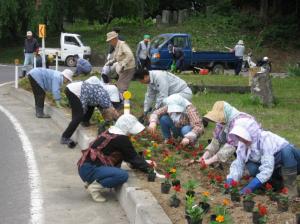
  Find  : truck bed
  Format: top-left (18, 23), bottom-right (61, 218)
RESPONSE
top-left (191, 51), bottom-right (236, 63)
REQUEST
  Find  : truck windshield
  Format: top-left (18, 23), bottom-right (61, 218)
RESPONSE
top-left (77, 35), bottom-right (87, 46)
top-left (151, 36), bottom-right (168, 49)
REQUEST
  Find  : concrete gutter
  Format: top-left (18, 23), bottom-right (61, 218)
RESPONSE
top-left (11, 85), bottom-right (172, 224)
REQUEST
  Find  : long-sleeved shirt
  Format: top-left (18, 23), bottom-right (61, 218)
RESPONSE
top-left (112, 40), bottom-right (135, 70)
top-left (28, 68), bottom-right (63, 101)
top-left (149, 105), bottom-right (204, 142)
top-left (75, 58), bottom-right (92, 75)
top-left (144, 70), bottom-right (189, 112)
top-left (227, 131), bottom-right (289, 184)
top-left (136, 41), bottom-right (150, 60)
top-left (24, 38), bottom-right (39, 53)
top-left (86, 134), bottom-right (149, 172)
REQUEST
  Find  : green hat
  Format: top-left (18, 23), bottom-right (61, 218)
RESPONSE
top-left (144, 34), bottom-right (150, 39)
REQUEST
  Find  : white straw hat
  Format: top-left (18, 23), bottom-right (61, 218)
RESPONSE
top-left (61, 69), bottom-right (73, 82)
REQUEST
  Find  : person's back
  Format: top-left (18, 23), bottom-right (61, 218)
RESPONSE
top-left (151, 70), bottom-right (187, 93)
top-left (29, 68), bottom-right (62, 92)
top-left (77, 58), bottom-right (92, 74)
top-left (234, 44), bottom-right (245, 58)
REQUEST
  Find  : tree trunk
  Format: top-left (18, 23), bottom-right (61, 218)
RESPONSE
top-left (106, 0), bottom-right (114, 26)
top-left (260, 0), bottom-right (269, 20)
top-left (140, 0), bottom-right (145, 25)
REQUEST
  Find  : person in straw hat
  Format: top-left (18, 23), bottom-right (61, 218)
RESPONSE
top-left (27, 68), bottom-right (73, 118)
top-left (77, 114), bottom-right (151, 202)
top-left (198, 101), bottom-right (262, 165)
top-left (101, 31), bottom-right (135, 93)
top-left (226, 125), bottom-right (300, 200)
top-left (148, 94), bottom-right (204, 146)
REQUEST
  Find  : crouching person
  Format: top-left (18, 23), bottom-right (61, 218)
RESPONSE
top-left (77, 114), bottom-right (150, 202)
top-left (148, 94), bottom-right (204, 146)
top-left (28, 68), bottom-right (73, 118)
top-left (226, 126), bottom-right (300, 200)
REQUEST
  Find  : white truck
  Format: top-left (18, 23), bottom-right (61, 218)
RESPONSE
top-left (40, 33), bottom-right (91, 67)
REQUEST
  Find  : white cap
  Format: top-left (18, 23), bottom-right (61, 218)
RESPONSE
top-left (61, 69), bottom-right (73, 82)
top-left (164, 94), bottom-right (191, 113)
top-left (109, 114), bottom-right (145, 135)
top-left (229, 126), bottom-right (251, 142)
top-left (103, 84), bottom-right (120, 102)
top-left (237, 40), bottom-right (244, 45)
top-left (27, 31), bottom-right (33, 36)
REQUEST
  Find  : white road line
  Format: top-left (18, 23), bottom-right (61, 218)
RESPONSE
top-left (0, 81), bottom-right (14, 87)
top-left (0, 105), bottom-right (44, 224)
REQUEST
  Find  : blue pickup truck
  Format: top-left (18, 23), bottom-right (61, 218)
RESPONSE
top-left (150, 33), bottom-right (238, 73)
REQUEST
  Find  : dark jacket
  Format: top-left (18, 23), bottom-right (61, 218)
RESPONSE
top-left (81, 133), bottom-right (149, 172)
top-left (24, 38), bottom-right (39, 53)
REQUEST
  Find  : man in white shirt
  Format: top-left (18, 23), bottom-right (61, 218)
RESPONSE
top-left (230, 40), bottom-right (245, 75)
top-left (136, 35), bottom-right (151, 70)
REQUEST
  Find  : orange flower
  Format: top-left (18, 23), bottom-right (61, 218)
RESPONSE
top-left (216, 215), bottom-right (225, 222)
top-left (169, 168), bottom-right (176, 174)
top-left (223, 198), bottom-right (230, 206)
top-left (152, 142), bottom-right (158, 148)
top-left (202, 191), bottom-right (210, 197)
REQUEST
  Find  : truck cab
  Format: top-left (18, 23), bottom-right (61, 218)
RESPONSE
top-left (40, 33), bottom-right (91, 67)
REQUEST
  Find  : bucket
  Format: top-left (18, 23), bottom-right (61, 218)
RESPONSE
top-left (199, 69), bottom-right (209, 75)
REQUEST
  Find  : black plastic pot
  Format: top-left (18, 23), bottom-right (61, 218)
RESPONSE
top-left (172, 179), bottom-right (181, 186)
top-left (186, 190), bottom-right (196, 198)
top-left (243, 200), bottom-right (255, 212)
top-left (170, 197), bottom-right (181, 208)
top-left (161, 182), bottom-right (171, 194)
top-left (210, 214), bottom-right (217, 222)
top-left (185, 215), bottom-right (203, 224)
top-left (148, 172), bottom-right (156, 182)
top-left (277, 200), bottom-right (289, 212)
top-left (198, 202), bottom-right (210, 214)
top-left (230, 192), bottom-right (241, 202)
top-left (252, 211), bottom-right (261, 224)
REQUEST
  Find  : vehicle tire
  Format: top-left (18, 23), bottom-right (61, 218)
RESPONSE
top-left (66, 56), bottom-right (76, 67)
top-left (212, 64), bottom-right (224, 74)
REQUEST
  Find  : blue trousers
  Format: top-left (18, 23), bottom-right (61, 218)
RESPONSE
top-left (159, 114), bottom-right (192, 140)
top-left (246, 144), bottom-right (300, 177)
top-left (78, 162), bottom-right (128, 188)
top-left (23, 53), bottom-right (34, 72)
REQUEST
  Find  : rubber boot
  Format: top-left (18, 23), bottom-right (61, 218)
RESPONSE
top-left (87, 180), bottom-right (106, 202)
top-left (282, 166), bottom-right (298, 199)
top-left (35, 107), bottom-right (51, 118)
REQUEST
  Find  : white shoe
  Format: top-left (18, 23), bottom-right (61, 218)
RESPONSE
top-left (87, 180), bottom-right (107, 202)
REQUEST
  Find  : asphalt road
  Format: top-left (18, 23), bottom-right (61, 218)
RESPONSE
top-left (0, 109), bottom-right (31, 224)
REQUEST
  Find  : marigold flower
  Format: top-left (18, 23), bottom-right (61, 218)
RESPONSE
top-left (169, 168), bottom-right (177, 174)
top-left (163, 156), bottom-right (169, 162)
top-left (202, 191), bottom-right (210, 197)
top-left (173, 184), bottom-right (181, 192)
top-left (130, 136), bottom-right (136, 142)
top-left (224, 183), bottom-right (230, 189)
top-left (152, 142), bottom-right (158, 148)
top-left (223, 198), bottom-right (230, 206)
top-left (231, 180), bottom-right (238, 187)
top-left (216, 215), bottom-right (225, 222)
top-left (215, 175), bottom-right (223, 183)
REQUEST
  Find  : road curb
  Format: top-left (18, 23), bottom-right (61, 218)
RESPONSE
top-left (10, 85), bottom-right (172, 224)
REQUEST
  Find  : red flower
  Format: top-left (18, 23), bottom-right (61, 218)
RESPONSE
top-left (231, 180), bottom-right (238, 187)
top-left (191, 150), bottom-right (198, 158)
top-left (198, 144), bottom-right (204, 151)
top-left (243, 175), bottom-right (250, 181)
top-left (176, 145), bottom-right (182, 151)
top-left (215, 175), bottom-right (223, 183)
top-left (224, 183), bottom-right (230, 189)
top-left (265, 183), bottom-right (273, 191)
top-left (281, 187), bottom-right (288, 194)
top-left (244, 188), bottom-right (252, 195)
top-left (199, 159), bottom-right (207, 169)
top-left (173, 184), bottom-right (181, 192)
top-left (162, 149), bottom-right (170, 157)
top-left (258, 204), bottom-right (268, 216)
top-left (166, 138), bottom-right (175, 145)
top-left (208, 172), bottom-right (215, 180)
top-left (165, 173), bottom-right (171, 179)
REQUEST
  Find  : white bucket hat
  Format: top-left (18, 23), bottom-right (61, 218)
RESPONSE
top-left (109, 114), bottom-right (145, 135)
top-left (237, 40), bottom-right (244, 45)
top-left (229, 126), bottom-right (251, 142)
top-left (61, 69), bottom-right (73, 82)
top-left (106, 31), bottom-right (118, 42)
top-left (103, 84), bottom-right (120, 102)
top-left (26, 31), bottom-right (33, 36)
top-left (164, 94), bottom-right (191, 113)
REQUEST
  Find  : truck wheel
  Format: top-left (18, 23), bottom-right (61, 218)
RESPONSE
top-left (212, 64), bottom-right (224, 74)
top-left (66, 56), bottom-right (76, 67)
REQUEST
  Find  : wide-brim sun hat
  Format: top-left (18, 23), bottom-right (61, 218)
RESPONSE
top-left (116, 114), bottom-right (145, 135)
top-left (61, 69), bottom-right (73, 82)
top-left (229, 125), bottom-right (251, 142)
top-left (204, 101), bottom-right (225, 123)
top-left (238, 40), bottom-right (244, 45)
top-left (106, 31), bottom-right (118, 42)
top-left (27, 31), bottom-right (33, 36)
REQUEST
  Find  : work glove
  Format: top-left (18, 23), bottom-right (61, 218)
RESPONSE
top-left (240, 177), bottom-right (262, 195)
top-left (55, 100), bottom-right (62, 108)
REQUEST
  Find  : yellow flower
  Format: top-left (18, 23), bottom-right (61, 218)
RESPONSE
top-left (202, 191), bottom-right (210, 197)
top-left (216, 215), bottom-right (225, 223)
top-left (223, 198), bottom-right (230, 206)
top-left (130, 137), bottom-right (136, 142)
top-left (152, 142), bottom-right (159, 148)
top-left (146, 149), bottom-right (151, 154)
top-left (170, 168), bottom-right (176, 173)
top-left (163, 156), bottom-right (169, 162)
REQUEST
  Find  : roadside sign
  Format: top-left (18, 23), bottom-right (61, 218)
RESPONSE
top-left (39, 24), bottom-right (46, 38)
